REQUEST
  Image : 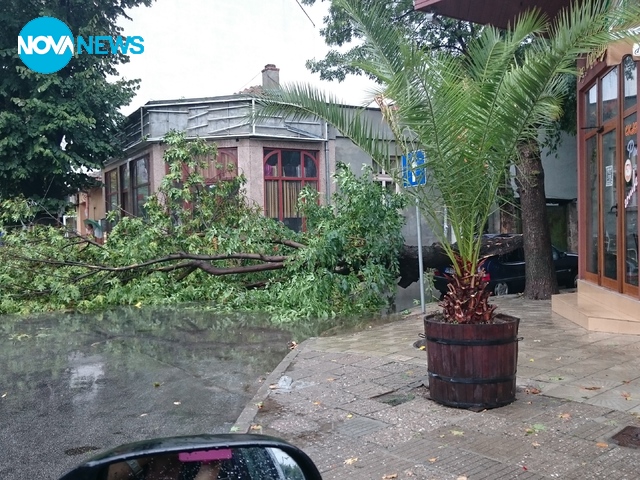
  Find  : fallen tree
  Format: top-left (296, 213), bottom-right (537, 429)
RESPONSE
top-left (0, 132), bottom-right (525, 319)
top-left (0, 133), bottom-right (408, 320)
top-left (397, 234), bottom-right (524, 287)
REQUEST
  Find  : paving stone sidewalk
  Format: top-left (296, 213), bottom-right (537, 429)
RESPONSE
top-left (234, 295), bottom-right (640, 479)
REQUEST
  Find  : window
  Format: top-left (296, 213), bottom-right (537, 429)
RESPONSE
top-left (196, 148), bottom-right (238, 184)
top-left (104, 155), bottom-right (150, 219)
top-left (105, 169), bottom-right (119, 214)
top-left (373, 157), bottom-right (400, 194)
top-left (120, 163), bottom-right (129, 215)
top-left (264, 149), bottom-right (318, 232)
top-left (132, 157), bottom-right (150, 216)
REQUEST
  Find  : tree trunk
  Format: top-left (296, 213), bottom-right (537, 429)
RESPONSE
top-left (498, 184), bottom-right (518, 234)
top-left (515, 143), bottom-right (558, 299)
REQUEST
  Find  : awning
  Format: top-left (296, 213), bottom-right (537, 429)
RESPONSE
top-left (414, 0), bottom-right (573, 30)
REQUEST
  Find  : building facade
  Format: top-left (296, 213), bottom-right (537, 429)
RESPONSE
top-left (553, 46), bottom-right (640, 334)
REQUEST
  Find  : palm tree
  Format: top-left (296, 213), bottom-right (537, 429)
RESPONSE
top-left (257, 0), bottom-right (640, 323)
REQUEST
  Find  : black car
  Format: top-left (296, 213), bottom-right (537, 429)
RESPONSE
top-left (433, 243), bottom-right (578, 296)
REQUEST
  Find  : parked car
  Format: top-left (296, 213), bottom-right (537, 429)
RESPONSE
top-left (433, 241), bottom-right (578, 297)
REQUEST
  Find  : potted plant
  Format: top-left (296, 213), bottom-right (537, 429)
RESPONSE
top-left (256, 0), bottom-right (640, 408)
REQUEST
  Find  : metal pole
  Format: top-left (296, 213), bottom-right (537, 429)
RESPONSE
top-left (416, 198), bottom-right (425, 313)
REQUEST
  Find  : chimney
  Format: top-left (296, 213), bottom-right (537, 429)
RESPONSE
top-left (261, 64), bottom-right (280, 90)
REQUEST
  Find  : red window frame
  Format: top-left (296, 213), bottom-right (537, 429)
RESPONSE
top-left (263, 148), bottom-right (318, 232)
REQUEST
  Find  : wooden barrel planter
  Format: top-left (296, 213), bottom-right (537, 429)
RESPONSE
top-left (424, 313), bottom-right (520, 409)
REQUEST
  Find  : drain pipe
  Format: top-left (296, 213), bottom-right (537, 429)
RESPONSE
top-left (324, 121), bottom-right (330, 205)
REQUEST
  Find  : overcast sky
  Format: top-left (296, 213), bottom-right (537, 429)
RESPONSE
top-left (116, 0), bottom-right (379, 115)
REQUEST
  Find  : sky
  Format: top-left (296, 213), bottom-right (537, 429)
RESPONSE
top-left (116, 0), bottom-right (379, 115)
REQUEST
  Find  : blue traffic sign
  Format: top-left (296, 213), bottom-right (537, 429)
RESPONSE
top-left (402, 151), bottom-right (426, 188)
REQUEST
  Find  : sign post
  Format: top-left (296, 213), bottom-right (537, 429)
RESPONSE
top-left (402, 151), bottom-right (427, 313)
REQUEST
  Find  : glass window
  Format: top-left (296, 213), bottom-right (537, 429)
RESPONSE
top-left (263, 149), bottom-right (318, 232)
top-left (586, 136), bottom-right (598, 274)
top-left (195, 148), bottom-right (238, 183)
top-left (105, 169), bottom-right (118, 213)
top-left (120, 163), bottom-right (129, 216)
top-left (624, 56), bottom-right (637, 111)
top-left (586, 84), bottom-right (598, 128)
top-left (373, 157), bottom-right (400, 193)
top-left (132, 157), bottom-right (150, 217)
top-left (602, 68), bottom-right (618, 123)
top-left (602, 129), bottom-right (617, 280)
top-left (624, 114), bottom-right (638, 286)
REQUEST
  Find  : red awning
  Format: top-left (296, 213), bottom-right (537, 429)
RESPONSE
top-left (414, 0), bottom-right (573, 29)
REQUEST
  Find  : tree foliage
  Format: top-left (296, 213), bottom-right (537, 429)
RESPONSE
top-left (301, 0), bottom-right (480, 82)
top-left (0, 0), bottom-right (153, 208)
top-left (0, 132), bottom-right (406, 322)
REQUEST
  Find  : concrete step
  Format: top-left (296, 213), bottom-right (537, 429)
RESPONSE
top-left (552, 291), bottom-right (640, 334)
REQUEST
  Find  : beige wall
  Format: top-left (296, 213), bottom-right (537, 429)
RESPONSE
top-left (76, 185), bottom-right (105, 235)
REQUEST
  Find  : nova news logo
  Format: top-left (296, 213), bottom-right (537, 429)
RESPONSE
top-left (18, 16), bottom-right (144, 74)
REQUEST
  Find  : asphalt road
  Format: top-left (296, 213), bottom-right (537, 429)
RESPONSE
top-left (0, 307), bottom-right (292, 479)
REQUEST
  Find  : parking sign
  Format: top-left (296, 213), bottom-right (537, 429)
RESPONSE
top-left (402, 151), bottom-right (426, 188)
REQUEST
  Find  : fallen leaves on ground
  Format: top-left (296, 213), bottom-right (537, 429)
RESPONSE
top-left (288, 341), bottom-right (298, 350)
top-left (346, 413), bottom-right (353, 418)
top-left (153, 382), bottom-right (162, 388)
top-left (344, 457), bottom-right (358, 465)
top-left (419, 346), bottom-right (426, 351)
top-left (450, 430), bottom-right (464, 436)
top-left (531, 442), bottom-right (541, 448)
top-left (622, 392), bottom-right (632, 400)
top-left (525, 424), bottom-right (546, 435)
top-left (250, 424), bottom-right (262, 431)
top-left (529, 358), bottom-right (535, 362)
top-left (582, 386), bottom-right (602, 391)
top-left (382, 474), bottom-right (397, 479)
top-left (559, 413), bottom-right (571, 420)
top-left (457, 476), bottom-right (468, 480)
top-left (313, 401), bottom-right (321, 405)
top-left (596, 442), bottom-right (609, 448)
top-left (428, 457), bottom-right (438, 463)
top-left (525, 387), bottom-right (541, 394)
top-left (255, 402), bottom-right (263, 409)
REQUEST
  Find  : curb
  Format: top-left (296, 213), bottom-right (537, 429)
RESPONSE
top-left (230, 338), bottom-right (310, 433)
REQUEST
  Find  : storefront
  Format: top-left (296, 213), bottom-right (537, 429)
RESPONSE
top-left (553, 45), bottom-right (640, 334)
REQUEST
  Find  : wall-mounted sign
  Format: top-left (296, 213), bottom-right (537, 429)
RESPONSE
top-left (605, 165), bottom-right (614, 187)
top-left (625, 159), bottom-right (633, 183)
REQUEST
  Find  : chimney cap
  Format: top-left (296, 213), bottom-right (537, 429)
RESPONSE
top-left (262, 64), bottom-right (279, 71)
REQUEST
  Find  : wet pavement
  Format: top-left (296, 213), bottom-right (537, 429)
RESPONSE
top-left (0, 307), bottom-right (293, 479)
top-left (240, 295), bottom-right (640, 479)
